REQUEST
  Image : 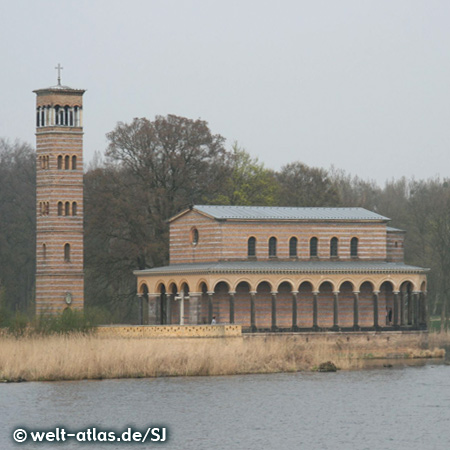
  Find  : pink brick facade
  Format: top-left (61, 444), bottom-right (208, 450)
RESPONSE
top-left (34, 84), bottom-right (85, 313)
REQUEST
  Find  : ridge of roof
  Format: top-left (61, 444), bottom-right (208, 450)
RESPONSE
top-left (170, 205), bottom-right (390, 222)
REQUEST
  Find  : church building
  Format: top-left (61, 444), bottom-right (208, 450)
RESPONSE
top-left (135, 205), bottom-right (428, 332)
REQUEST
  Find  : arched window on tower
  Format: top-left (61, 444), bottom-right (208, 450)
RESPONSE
top-left (351, 237), bottom-right (358, 258)
top-left (57, 202), bottom-right (63, 216)
top-left (269, 237), bottom-right (277, 258)
top-left (64, 155), bottom-right (70, 170)
top-left (43, 243), bottom-right (47, 261)
top-left (247, 237), bottom-right (256, 258)
top-left (64, 106), bottom-right (69, 125)
top-left (41, 108), bottom-right (45, 127)
top-left (330, 237), bottom-right (338, 258)
top-left (72, 202), bottom-right (77, 216)
top-left (59, 109), bottom-right (64, 125)
top-left (64, 243), bottom-right (71, 262)
top-left (57, 155), bottom-right (63, 170)
top-left (55, 106), bottom-right (60, 125)
top-left (310, 237), bottom-right (318, 258)
top-left (72, 155), bottom-right (77, 170)
top-left (69, 109), bottom-right (74, 126)
top-left (65, 202), bottom-right (70, 216)
top-left (289, 237), bottom-right (298, 258)
top-left (36, 109), bottom-right (40, 127)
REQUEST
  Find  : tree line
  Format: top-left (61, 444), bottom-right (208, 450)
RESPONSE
top-left (1, 116), bottom-right (450, 328)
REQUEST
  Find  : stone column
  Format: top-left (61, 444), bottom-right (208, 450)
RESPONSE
top-left (207, 291), bottom-right (214, 324)
top-left (373, 290), bottom-right (380, 330)
top-left (393, 291), bottom-right (400, 329)
top-left (147, 293), bottom-right (159, 325)
top-left (250, 291), bottom-right (257, 332)
top-left (332, 291), bottom-right (339, 331)
top-left (312, 291), bottom-right (319, 331)
top-left (271, 291), bottom-right (278, 331)
top-left (229, 291), bottom-right (236, 324)
top-left (189, 292), bottom-right (201, 325)
top-left (292, 291), bottom-right (299, 331)
top-left (353, 291), bottom-right (360, 331)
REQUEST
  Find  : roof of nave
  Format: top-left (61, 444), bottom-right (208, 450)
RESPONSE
top-left (134, 260), bottom-right (428, 276)
top-left (170, 205), bottom-right (390, 223)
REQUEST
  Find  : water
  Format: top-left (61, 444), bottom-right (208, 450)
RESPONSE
top-left (1, 363), bottom-right (450, 449)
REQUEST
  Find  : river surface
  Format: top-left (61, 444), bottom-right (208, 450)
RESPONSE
top-left (1, 362), bottom-right (450, 450)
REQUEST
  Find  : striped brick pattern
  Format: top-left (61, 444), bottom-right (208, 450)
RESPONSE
top-left (386, 230), bottom-right (405, 262)
top-left (35, 87), bottom-right (85, 313)
top-left (170, 210), bottom-right (388, 263)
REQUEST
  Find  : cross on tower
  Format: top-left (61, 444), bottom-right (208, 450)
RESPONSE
top-left (55, 63), bottom-right (63, 86)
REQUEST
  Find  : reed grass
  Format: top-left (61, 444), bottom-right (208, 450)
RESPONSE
top-left (0, 335), bottom-right (362, 382)
top-left (428, 330), bottom-right (450, 348)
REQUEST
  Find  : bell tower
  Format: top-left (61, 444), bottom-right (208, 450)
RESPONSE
top-left (34, 66), bottom-right (85, 313)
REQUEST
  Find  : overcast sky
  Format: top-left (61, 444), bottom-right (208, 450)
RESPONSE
top-left (1, 0), bottom-right (449, 184)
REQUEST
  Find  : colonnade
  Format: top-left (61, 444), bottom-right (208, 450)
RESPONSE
top-left (137, 280), bottom-right (428, 331)
top-left (36, 105), bottom-right (82, 127)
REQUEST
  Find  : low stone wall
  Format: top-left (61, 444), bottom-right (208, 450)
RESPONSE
top-left (96, 324), bottom-right (242, 338)
top-left (244, 330), bottom-right (430, 356)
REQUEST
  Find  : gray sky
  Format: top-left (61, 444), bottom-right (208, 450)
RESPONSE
top-left (1, 0), bottom-right (449, 184)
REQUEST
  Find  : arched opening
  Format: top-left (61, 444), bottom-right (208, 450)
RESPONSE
top-left (310, 237), bottom-right (318, 258)
top-left (339, 281), bottom-right (354, 328)
top-left (298, 281), bottom-right (314, 328)
top-left (289, 237), bottom-right (298, 258)
top-left (140, 284), bottom-right (149, 325)
top-left (42, 243), bottom-right (47, 261)
top-left (64, 155), bottom-right (70, 170)
top-left (72, 202), bottom-right (77, 216)
top-left (380, 281), bottom-right (394, 327)
top-left (72, 155), bottom-right (77, 170)
top-left (69, 109), bottom-right (74, 126)
top-left (159, 284), bottom-right (167, 324)
top-left (168, 283), bottom-right (178, 325)
top-left (41, 108), bottom-right (45, 126)
top-left (179, 282), bottom-right (190, 325)
top-left (57, 155), bottom-right (63, 170)
top-left (57, 201), bottom-right (63, 216)
top-left (330, 237), bottom-right (338, 258)
top-left (191, 227), bottom-right (199, 246)
top-left (55, 106), bottom-right (60, 125)
top-left (64, 106), bottom-right (69, 125)
top-left (199, 282), bottom-right (209, 324)
top-left (256, 281), bottom-right (272, 329)
top-left (247, 237), bottom-right (256, 258)
top-left (400, 281), bottom-right (414, 326)
top-left (359, 281), bottom-right (375, 327)
top-left (65, 201), bottom-right (70, 216)
top-left (277, 281), bottom-right (293, 328)
top-left (235, 281), bottom-right (251, 328)
top-left (268, 237), bottom-right (277, 258)
top-left (318, 281), bottom-right (334, 328)
top-left (64, 243), bottom-right (71, 262)
top-left (214, 281), bottom-right (230, 324)
top-left (350, 237), bottom-right (358, 258)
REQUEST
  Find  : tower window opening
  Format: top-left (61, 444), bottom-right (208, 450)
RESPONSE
top-left (43, 243), bottom-right (47, 261)
top-left (36, 110), bottom-right (40, 127)
top-left (64, 155), bottom-right (70, 170)
top-left (72, 155), bottom-right (77, 170)
top-left (248, 237), bottom-right (256, 258)
top-left (64, 106), bottom-right (69, 125)
top-left (310, 237), bottom-right (318, 258)
top-left (41, 108), bottom-right (45, 126)
top-left (65, 201), bottom-right (70, 216)
top-left (69, 110), bottom-right (74, 126)
top-left (59, 109), bottom-right (64, 125)
top-left (57, 202), bottom-right (63, 216)
top-left (64, 243), bottom-right (71, 262)
top-left (57, 155), bottom-right (63, 169)
top-left (289, 237), bottom-right (298, 258)
top-left (330, 237), bottom-right (338, 257)
top-left (269, 237), bottom-right (277, 257)
top-left (72, 202), bottom-right (77, 216)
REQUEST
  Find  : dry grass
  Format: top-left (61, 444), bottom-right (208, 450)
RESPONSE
top-left (429, 330), bottom-right (450, 349)
top-left (0, 335), bottom-right (363, 382)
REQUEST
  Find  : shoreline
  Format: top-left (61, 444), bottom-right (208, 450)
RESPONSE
top-left (0, 332), bottom-right (446, 383)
